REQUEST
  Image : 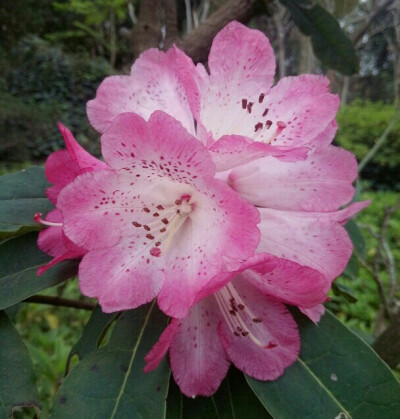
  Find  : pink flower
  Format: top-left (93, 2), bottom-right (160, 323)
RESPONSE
top-left (36, 123), bottom-right (108, 275)
top-left (87, 22), bottom-right (339, 171)
top-left (56, 111), bottom-right (260, 317)
top-left (144, 254), bottom-right (331, 397)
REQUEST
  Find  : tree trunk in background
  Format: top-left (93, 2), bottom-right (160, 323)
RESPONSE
top-left (176, 0), bottom-right (258, 63)
top-left (163, 0), bottom-right (178, 49)
top-left (272, 7), bottom-right (287, 79)
top-left (131, 0), bottom-right (163, 59)
top-left (298, 31), bottom-right (315, 74)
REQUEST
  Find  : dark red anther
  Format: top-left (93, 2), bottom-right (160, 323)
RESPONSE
top-left (254, 122), bottom-right (263, 132)
top-left (247, 102), bottom-right (254, 114)
top-left (262, 108), bottom-right (269, 117)
top-left (132, 221), bottom-right (142, 228)
top-left (265, 120), bottom-right (272, 129)
top-left (259, 93), bottom-right (265, 103)
top-left (266, 340), bottom-right (278, 349)
top-left (242, 98), bottom-right (247, 109)
top-left (150, 247), bottom-right (161, 257)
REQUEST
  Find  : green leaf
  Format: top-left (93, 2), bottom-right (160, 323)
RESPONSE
top-left (342, 253), bottom-right (359, 280)
top-left (52, 303), bottom-right (170, 418)
top-left (345, 219), bottom-right (366, 258)
top-left (0, 232), bottom-right (78, 310)
top-left (0, 311), bottom-right (41, 418)
top-left (246, 310), bottom-right (400, 418)
top-left (67, 305), bottom-right (118, 369)
top-left (167, 367), bottom-right (271, 419)
top-left (279, 0), bottom-right (359, 75)
top-left (0, 167), bottom-right (53, 241)
top-left (332, 281), bottom-right (358, 303)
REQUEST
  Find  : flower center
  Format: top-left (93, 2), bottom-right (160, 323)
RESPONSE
top-left (131, 194), bottom-right (193, 258)
top-left (214, 283), bottom-right (278, 349)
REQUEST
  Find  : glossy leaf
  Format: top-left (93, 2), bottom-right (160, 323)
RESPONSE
top-left (0, 311), bottom-right (41, 418)
top-left (280, 0), bottom-right (359, 75)
top-left (53, 303), bottom-right (170, 418)
top-left (345, 219), bottom-right (366, 258)
top-left (332, 281), bottom-right (358, 303)
top-left (67, 304), bottom-right (118, 370)
top-left (247, 310), bottom-right (400, 418)
top-left (0, 167), bottom-right (52, 241)
top-left (167, 367), bottom-right (271, 419)
top-left (0, 232), bottom-right (78, 310)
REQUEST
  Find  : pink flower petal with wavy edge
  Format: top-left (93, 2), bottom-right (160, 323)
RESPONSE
top-left (87, 48), bottom-right (197, 135)
top-left (37, 210), bottom-right (85, 276)
top-left (169, 299), bottom-right (230, 397)
top-left (257, 202), bottom-right (370, 281)
top-left (228, 145), bottom-right (358, 212)
top-left (45, 124), bottom-right (107, 204)
top-left (58, 112), bottom-right (260, 316)
top-left (217, 279), bottom-right (299, 381)
top-left (144, 319), bottom-right (180, 373)
top-left (196, 22), bottom-right (275, 142)
top-left (78, 246), bottom-right (164, 312)
top-left (240, 253), bottom-right (330, 308)
top-left (300, 304), bottom-right (325, 324)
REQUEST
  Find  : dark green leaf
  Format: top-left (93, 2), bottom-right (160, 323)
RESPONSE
top-left (167, 367), bottom-right (271, 419)
top-left (342, 253), bottom-right (359, 280)
top-left (0, 311), bottom-right (41, 418)
top-left (53, 303), bottom-right (170, 418)
top-left (279, 0), bottom-right (359, 75)
top-left (332, 281), bottom-right (358, 303)
top-left (0, 232), bottom-right (78, 310)
top-left (67, 304), bottom-right (118, 369)
top-left (0, 167), bottom-right (53, 241)
top-left (247, 310), bottom-right (400, 418)
top-left (345, 219), bottom-right (366, 258)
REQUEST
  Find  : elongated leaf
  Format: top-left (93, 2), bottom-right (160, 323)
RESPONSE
top-left (345, 219), bottom-right (366, 258)
top-left (280, 0), bottom-right (359, 75)
top-left (0, 167), bottom-right (52, 240)
top-left (247, 310), bottom-right (400, 418)
top-left (53, 303), bottom-right (170, 418)
top-left (167, 367), bottom-right (271, 419)
top-left (67, 305), bottom-right (118, 368)
top-left (0, 232), bottom-right (78, 310)
top-left (0, 311), bottom-right (41, 418)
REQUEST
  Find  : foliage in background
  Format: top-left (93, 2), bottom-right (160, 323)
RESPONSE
top-left (336, 100), bottom-right (400, 190)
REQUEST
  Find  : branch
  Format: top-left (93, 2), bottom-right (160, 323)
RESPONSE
top-left (24, 295), bottom-right (95, 311)
top-left (176, 0), bottom-right (259, 63)
top-left (351, 0), bottom-right (395, 46)
top-left (358, 106), bottom-right (400, 174)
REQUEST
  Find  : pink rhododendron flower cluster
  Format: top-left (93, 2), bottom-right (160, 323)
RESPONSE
top-left (36, 21), bottom-right (368, 397)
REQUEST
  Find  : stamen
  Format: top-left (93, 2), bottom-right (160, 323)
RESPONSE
top-left (34, 212), bottom-right (63, 228)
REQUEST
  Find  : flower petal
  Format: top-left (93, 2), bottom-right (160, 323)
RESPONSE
top-left (101, 111), bottom-right (216, 179)
top-left (169, 298), bottom-right (230, 397)
top-left (46, 124), bottom-right (107, 204)
top-left (198, 22), bottom-right (275, 141)
top-left (300, 304), bottom-right (325, 324)
top-left (217, 279), bottom-right (299, 380)
top-left (228, 145), bottom-right (358, 212)
top-left (87, 48), bottom-right (196, 135)
top-left (78, 245), bottom-right (164, 312)
top-left (241, 254), bottom-right (330, 308)
top-left (257, 202), bottom-right (369, 281)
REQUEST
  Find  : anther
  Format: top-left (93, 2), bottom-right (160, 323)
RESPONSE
top-left (266, 340), bottom-right (278, 349)
top-left (175, 199), bottom-right (182, 206)
top-left (254, 122), bottom-right (263, 132)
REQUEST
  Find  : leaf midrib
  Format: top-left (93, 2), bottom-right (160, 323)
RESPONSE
top-left (109, 301), bottom-right (156, 419)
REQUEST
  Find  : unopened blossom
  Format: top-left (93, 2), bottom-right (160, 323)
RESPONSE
top-left (56, 111), bottom-right (260, 317)
top-left (35, 123), bottom-right (108, 275)
top-left (144, 253), bottom-right (331, 397)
